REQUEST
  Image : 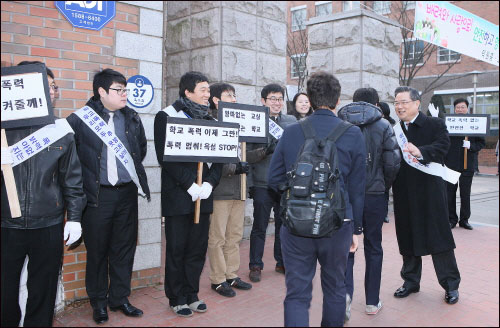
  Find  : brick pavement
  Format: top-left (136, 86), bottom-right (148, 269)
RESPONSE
top-left (54, 212), bottom-right (499, 327)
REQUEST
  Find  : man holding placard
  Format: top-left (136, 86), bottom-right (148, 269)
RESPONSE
top-left (391, 86), bottom-right (461, 305)
top-left (67, 69), bottom-right (150, 324)
top-left (1, 62), bottom-right (86, 327)
top-left (444, 98), bottom-right (485, 230)
top-left (246, 84), bottom-right (296, 282)
top-left (154, 71), bottom-right (222, 317)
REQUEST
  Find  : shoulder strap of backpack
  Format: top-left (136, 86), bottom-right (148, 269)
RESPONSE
top-left (299, 118), bottom-right (316, 140)
top-left (326, 121), bottom-right (352, 143)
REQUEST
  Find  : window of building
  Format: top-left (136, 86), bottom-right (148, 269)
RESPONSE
top-left (291, 7), bottom-right (307, 32)
top-left (404, 1), bottom-right (416, 10)
top-left (343, 1), bottom-right (360, 12)
top-left (373, 1), bottom-right (391, 15)
top-left (315, 1), bottom-right (332, 17)
top-left (291, 54), bottom-right (307, 79)
top-left (437, 47), bottom-right (461, 63)
top-left (402, 39), bottom-right (425, 66)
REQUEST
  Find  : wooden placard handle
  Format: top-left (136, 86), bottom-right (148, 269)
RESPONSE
top-left (1, 129), bottom-right (22, 218)
top-left (464, 136), bottom-right (468, 170)
top-left (194, 162), bottom-right (203, 224)
top-left (240, 142), bottom-right (246, 201)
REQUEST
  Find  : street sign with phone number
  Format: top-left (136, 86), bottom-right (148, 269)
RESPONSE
top-left (55, 1), bottom-right (115, 31)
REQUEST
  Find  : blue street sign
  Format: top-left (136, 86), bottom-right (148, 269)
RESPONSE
top-left (55, 1), bottom-right (116, 31)
top-left (126, 75), bottom-right (154, 109)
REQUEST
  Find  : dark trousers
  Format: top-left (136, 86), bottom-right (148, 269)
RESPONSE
top-left (249, 187), bottom-right (283, 269)
top-left (345, 194), bottom-right (385, 305)
top-left (1, 223), bottom-right (63, 327)
top-left (164, 213), bottom-right (209, 307)
top-left (82, 183), bottom-right (138, 309)
top-left (281, 222), bottom-right (352, 327)
top-left (447, 175), bottom-right (473, 225)
top-left (401, 249), bottom-right (461, 292)
top-left (383, 190), bottom-right (389, 219)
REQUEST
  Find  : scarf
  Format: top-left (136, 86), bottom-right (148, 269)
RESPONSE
top-left (178, 97), bottom-right (214, 120)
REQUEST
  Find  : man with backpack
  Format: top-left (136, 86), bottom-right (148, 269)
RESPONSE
top-left (268, 71), bottom-right (366, 327)
top-left (338, 88), bottom-right (400, 320)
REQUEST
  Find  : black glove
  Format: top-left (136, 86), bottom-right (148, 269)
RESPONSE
top-left (265, 138), bottom-right (278, 155)
top-left (248, 186), bottom-right (256, 199)
top-left (235, 161), bottom-right (250, 175)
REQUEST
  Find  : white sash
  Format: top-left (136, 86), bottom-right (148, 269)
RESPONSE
top-left (9, 119), bottom-right (74, 167)
top-left (394, 122), bottom-right (460, 184)
top-left (74, 106), bottom-right (145, 196)
top-left (269, 119), bottom-right (284, 140)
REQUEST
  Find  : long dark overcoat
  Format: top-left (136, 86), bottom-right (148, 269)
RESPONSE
top-left (392, 113), bottom-right (456, 256)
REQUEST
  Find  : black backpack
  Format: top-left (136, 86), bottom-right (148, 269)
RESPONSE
top-left (281, 118), bottom-right (352, 238)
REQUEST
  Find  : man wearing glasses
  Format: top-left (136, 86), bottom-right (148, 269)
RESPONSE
top-left (67, 69), bottom-right (150, 324)
top-left (246, 84), bottom-right (296, 283)
top-left (391, 86), bottom-right (461, 305)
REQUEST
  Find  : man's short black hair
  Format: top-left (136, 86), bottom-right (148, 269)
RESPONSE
top-left (17, 60), bottom-right (54, 79)
top-left (179, 71), bottom-right (209, 98)
top-left (378, 101), bottom-right (391, 117)
top-left (306, 71), bottom-right (341, 110)
top-left (209, 82), bottom-right (235, 110)
top-left (93, 68), bottom-right (127, 99)
top-left (261, 83), bottom-right (284, 100)
top-left (353, 87), bottom-right (379, 105)
top-left (453, 98), bottom-right (469, 108)
top-left (394, 86), bottom-right (421, 101)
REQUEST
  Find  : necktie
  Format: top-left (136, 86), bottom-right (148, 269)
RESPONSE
top-left (405, 122), bottom-right (410, 130)
top-left (107, 112), bottom-right (118, 185)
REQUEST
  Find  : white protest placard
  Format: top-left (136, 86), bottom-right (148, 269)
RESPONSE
top-left (444, 114), bottom-right (490, 136)
top-left (163, 117), bottom-right (240, 163)
top-left (414, 1), bottom-right (499, 66)
top-left (217, 102), bottom-right (269, 143)
top-left (1, 63), bottom-right (55, 129)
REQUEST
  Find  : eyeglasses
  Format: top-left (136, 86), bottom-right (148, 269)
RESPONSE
top-left (50, 84), bottom-right (59, 91)
top-left (109, 87), bottom-right (128, 96)
top-left (394, 100), bottom-right (416, 107)
top-left (222, 92), bottom-right (237, 99)
top-left (455, 105), bottom-right (468, 109)
top-left (266, 97), bottom-right (284, 103)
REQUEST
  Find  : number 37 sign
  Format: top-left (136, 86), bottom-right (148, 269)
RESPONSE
top-left (126, 75), bottom-right (154, 109)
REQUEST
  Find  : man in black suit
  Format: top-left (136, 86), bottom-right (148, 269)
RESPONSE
top-left (392, 86), bottom-right (461, 305)
top-left (444, 98), bottom-right (485, 230)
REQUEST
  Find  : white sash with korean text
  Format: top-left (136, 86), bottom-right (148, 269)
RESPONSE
top-left (9, 119), bottom-right (74, 167)
top-left (74, 106), bottom-right (145, 196)
top-left (394, 122), bottom-right (460, 184)
top-left (269, 119), bottom-right (283, 140)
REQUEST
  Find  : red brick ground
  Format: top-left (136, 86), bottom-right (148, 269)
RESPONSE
top-left (54, 213), bottom-right (499, 327)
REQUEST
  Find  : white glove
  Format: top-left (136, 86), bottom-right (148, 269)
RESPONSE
top-left (187, 183), bottom-right (202, 202)
top-left (463, 140), bottom-right (471, 149)
top-left (199, 182), bottom-right (213, 200)
top-left (1, 147), bottom-right (14, 165)
top-left (64, 221), bottom-right (82, 246)
top-left (428, 103), bottom-right (439, 117)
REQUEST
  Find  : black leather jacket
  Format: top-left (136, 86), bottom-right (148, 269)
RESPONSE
top-left (66, 97), bottom-right (150, 206)
top-left (338, 102), bottom-right (401, 194)
top-left (1, 126), bottom-right (86, 229)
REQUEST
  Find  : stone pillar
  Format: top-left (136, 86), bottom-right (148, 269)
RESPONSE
top-left (165, 1), bottom-right (288, 238)
top-left (307, 9), bottom-right (401, 110)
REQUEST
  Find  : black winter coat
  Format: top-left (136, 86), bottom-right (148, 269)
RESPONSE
top-left (445, 135), bottom-right (485, 177)
top-left (66, 97), bottom-right (150, 206)
top-left (154, 100), bottom-right (222, 217)
top-left (392, 113), bottom-right (455, 256)
top-left (1, 126), bottom-right (86, 228)
top-left (338, 102), bottom-right (400, 194)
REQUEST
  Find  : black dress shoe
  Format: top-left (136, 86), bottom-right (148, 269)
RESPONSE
top-left (93, 307), bottom-right (108, 324)
top-left (394, 285), bottom-right (420, 298)
top-left (459, 221), bottom-right (473, 230)
top-left (445, 290), bottom-right (459, 304)
top-left (109, 303), bottom-right (143, 317)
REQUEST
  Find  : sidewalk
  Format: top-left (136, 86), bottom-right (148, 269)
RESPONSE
top-left (54, 211), bottom-right (499, 327)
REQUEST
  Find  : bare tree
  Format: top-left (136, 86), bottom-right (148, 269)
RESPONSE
top-left (393, 1), bottom-right (461, 97)
top-left (286, 11), bottom-right (309, 98)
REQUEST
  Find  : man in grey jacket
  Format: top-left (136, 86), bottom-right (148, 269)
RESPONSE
top-left (247, 84), bottom-right (297, 282)
top-left (338, 88), bottom-right (400, 320)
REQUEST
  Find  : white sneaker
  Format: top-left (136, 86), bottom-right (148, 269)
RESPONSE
top-left (170, 304), bottom-right (193, 317)
top-left (345, 294), bottom-right (352, 322)
top-left (365, 300), bottom-right (383, 315)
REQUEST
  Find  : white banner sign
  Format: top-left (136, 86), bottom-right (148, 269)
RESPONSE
top-left (220, 107), bottom-right (267, 139)
top-left (269, 119), bottom-right (284, 140)
top-left (8, 119), bottom-right (74, 167)
top-left (1, 72), bottom-right (50, 121)
top-left (394, 122), bottom-right (460, 184)
top-left (414, 1), bottom-right (499, 66)
top-left (445, 114), bottom-right (490, 136)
